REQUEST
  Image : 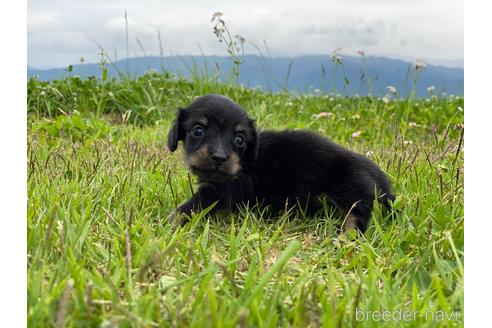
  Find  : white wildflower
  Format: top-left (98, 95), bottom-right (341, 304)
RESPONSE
top-left (316, 112), bottom-right (333, 119)
top-left (414, 58), bottom-right (427, 70)
top-left (331, 48), bottom-right (343, 64)
top-left (351, 131), bottom-right (362, 138)
top-left (211, 12), bottom-right (223, 22)
top-left (386, 86), bottom-right (397, 93)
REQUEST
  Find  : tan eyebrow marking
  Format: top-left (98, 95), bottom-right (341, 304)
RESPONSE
top-left (234, 124), bottom-right (246, 133)
top-left (196, 116), bottom-right (208, 126)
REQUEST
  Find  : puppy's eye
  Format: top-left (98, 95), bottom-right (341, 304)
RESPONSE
top-left (192, 126), bottom-right (205, 137)
top-left (233, 135), bottom-right (245, 147)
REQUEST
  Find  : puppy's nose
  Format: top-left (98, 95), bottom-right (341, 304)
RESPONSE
top-left (210, 144), bottom-right (228, 165)
top-left (211, 153), bottom-right (227, 165)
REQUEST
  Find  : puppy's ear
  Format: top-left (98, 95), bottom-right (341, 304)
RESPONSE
top-left (245, 119), bottom-right (259, 160)
top-left (167, 108), bottom-right (187, 152)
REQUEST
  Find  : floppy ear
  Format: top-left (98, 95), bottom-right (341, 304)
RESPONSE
top-left (245, 119), bottom-right (259, 160)
top-left (167, 108), bottom-right (186, 152)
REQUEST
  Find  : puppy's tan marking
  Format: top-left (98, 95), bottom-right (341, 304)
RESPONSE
top-left (196, 116), bottom-right (209, 126)
top-left (342, 213), bottom-right (359, 232)
top-left (167, 209), bottom-right (188, 226)
top-left (225, 152), bottom-right (241, 175)
top-left (185, 145), bottom-right (209, 168)
top-left (234, 124), bottom-right (246, 133)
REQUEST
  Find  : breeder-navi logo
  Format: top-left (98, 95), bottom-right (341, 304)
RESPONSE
top-left (355, 308), bottom-right (461, 322)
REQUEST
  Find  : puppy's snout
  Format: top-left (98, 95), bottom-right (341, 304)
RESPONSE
top-left (210, 150), bottom-right (228, 165)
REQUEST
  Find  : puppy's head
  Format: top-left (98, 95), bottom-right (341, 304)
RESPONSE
top-left (167, 94), bottom-right (258, 183)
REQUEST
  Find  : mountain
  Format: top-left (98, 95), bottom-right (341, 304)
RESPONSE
top-left (27, 55), bottom-right (463, 97)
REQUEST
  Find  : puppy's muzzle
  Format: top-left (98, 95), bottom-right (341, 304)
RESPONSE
top-left (186, 145), bottom-right (241, 183)
top-left (210, 147), bottom-right (228, 166)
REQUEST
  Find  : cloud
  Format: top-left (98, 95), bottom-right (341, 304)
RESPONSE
top-left (28, 10), bottom-right (60, 30)
top-left (300, 18), bottom-right (388, 48)
top-left (27, 0), bottom-right (463, 68)
top-left (101, 15), bottom-right (155, 37)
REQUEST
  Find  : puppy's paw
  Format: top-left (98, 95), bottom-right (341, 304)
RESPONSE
top-left (167, 209), bottom-right (188, 227)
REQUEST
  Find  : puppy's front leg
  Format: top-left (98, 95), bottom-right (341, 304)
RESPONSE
top-left (168, 185), bottom-right (220, 226)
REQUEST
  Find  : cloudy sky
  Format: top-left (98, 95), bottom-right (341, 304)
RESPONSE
top-left (28, 0), bottom-right (463, 68)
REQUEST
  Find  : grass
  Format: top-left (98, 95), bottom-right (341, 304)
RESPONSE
top-left (27, 71), bottom-right (464, 327)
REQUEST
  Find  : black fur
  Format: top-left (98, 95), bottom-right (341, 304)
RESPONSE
top-left (167, 94), bottom-right (395, 232)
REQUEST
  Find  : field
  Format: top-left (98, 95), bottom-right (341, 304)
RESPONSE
top-left (27, 71), bottom-right (464, 327)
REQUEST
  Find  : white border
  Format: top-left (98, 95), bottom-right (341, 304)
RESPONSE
top-left (465, 1), bottom-right (492, 327)
top-left (0, 0), bottom-right (27, 324)
top-left (0, 0), bottom-right (480, 325)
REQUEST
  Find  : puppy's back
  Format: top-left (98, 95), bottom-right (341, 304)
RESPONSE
top-left (256, 130), bottom-right (355, 171)
top-left (251, 130), bottom-right (393, 207)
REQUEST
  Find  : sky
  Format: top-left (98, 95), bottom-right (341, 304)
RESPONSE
top-left (27, 0), bottom-right (464, 69)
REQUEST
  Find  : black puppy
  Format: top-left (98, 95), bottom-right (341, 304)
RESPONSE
top-left (167, 94), bottom-right (395, 232)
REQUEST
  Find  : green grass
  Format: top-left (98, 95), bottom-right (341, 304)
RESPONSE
top-left (27, 72), bottom-right (464, 327)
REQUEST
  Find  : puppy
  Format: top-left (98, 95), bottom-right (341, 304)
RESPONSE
top-left (167, 94), bottom-right (395, 232)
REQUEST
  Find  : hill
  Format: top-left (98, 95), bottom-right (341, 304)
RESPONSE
top-left (27, 55), bottom-right (463, 97)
